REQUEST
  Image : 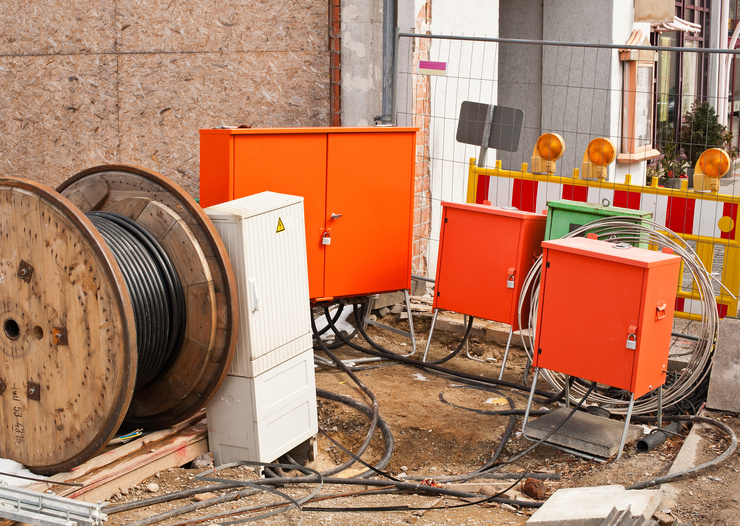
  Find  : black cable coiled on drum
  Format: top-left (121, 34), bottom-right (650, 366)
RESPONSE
top-left (87, 211), bottom-right (186, 390)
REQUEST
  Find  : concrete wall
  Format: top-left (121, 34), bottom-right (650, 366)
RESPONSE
top-left (340, 0), bottom-right (384, 126)
top-left (538, 0), bottom-right (641, 184)
top-left (498, 0), bottom-right (544, 171)
top-left (0, 1), bottom-right (330, 197)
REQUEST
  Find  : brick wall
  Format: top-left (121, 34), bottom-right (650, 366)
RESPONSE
top-left (412, 1), bottom-right (433, 276)
top-left (329, 0), bottom-right (342, 126)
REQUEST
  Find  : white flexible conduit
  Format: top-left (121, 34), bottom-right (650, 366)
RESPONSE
top-left (517, 217), bottom-right (723, 415)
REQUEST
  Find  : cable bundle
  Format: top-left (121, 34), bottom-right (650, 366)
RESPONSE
top-left (87, 211), bottom-right (186, 389)
top-left (517, 216), bottom-right (721, 415)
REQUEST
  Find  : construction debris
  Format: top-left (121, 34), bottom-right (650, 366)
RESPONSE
top-left (526, 485), bottom-right (661, 526)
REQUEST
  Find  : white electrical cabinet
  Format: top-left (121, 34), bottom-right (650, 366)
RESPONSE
top-left (205, 192), bottom-right (317, 466)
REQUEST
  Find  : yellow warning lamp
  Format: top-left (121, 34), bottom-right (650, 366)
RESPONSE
top-left (581, 138), bottom-right (616, 180)
top-left (531, 133), bottom-right (564, 175)
top-left (694, 148), bottom-right (730, 192)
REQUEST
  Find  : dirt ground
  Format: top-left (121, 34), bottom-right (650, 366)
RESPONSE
top-left (100, 302), bottom-right (740, 526)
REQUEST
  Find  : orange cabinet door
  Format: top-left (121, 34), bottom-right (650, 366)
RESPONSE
top-left (200, 127), bottom-right (416, 301)
top-left (232, 133), bottom-right (328, 300)
top-left (433, 203), bottom-right (546, 329)
top-left (534, 237), bottom-right (679, 397)
top-left (324, 132), bottom-right (415, 298)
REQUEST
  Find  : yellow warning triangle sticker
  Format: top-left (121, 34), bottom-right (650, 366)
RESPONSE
top-left (276, 218), bottom-right (286, 233)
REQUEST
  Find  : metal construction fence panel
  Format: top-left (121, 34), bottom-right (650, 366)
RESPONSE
top-left (394, 32), bottom-right (740, 319)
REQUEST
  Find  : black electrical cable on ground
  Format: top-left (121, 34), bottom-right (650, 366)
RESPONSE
top-left (310, 312), bottom-right (386, 478)
top-left (627, 414), bottom-right (737, 490)
top-left (316, 389), bottom-right (395, 477)
top-left (351, 303), bottom-right (475, 365)
top-left (87, 212), bottom-right (186, 389)
top-left (317, 301), bottom-right (564, 404)
top-left (313, 303), bottom-right (360, 350)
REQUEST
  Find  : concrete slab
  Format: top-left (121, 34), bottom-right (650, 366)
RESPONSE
top-left (526, 485), bottom-right (662, 526)
top-left (525, 407), bottom-right (643, 459)
top-left (706, 317), bottom-right (740, 412)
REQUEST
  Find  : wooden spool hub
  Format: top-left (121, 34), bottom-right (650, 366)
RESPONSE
top-left (0, 165), bottom-right (237, 474)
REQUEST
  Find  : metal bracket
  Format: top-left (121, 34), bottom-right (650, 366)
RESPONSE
top-left (52, 327), bottom-right (67, 346)
top-left (17, 260), bottom-right (34, 283)
top-left (27, 381), bottom-right (40, 401)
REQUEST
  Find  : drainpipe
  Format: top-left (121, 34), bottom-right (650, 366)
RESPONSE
top-left (381, 0), bottom-right (396, 124)
top-left (718, 0), bottom-right (730, 126)
top-left (724, 15), bottom-right (740, 128)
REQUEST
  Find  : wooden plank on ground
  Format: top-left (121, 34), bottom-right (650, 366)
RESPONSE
top-left (23, 415), bottom-right (208, 507)
top-left (26, 413), bottom-right (206, 492)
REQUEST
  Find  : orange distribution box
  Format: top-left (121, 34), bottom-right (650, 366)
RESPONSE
top-left (200, 127), bottom-right (417, 301)
top-left (433, 202), bottom-right (547, 330)
top-left (534, 237), bottom-right (680, 398)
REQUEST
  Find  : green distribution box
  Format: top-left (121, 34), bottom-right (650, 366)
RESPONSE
top-left (544, 199), bottom-right (653, 246)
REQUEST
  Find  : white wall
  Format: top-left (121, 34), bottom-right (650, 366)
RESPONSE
top-left (427, 0), bottom-right (500, 276)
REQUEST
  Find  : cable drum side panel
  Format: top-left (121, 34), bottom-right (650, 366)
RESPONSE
top-left (57, 164), bottom-right (238, 429)
top-left (0, 178), bottom-right (137, 474)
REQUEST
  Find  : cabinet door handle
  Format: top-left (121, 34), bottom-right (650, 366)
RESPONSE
top-left (248, 278), bottom-right (260, 312)
top-left (656, 301), bottom-right (667, 320)
top-left (331, 213), bottom-right (342, 220)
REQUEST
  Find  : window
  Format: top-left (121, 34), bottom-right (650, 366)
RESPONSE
top-left (618, 33), bottom-right (660, 163)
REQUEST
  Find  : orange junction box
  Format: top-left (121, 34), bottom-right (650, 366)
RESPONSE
top-left (433, 202), bottom-right (547, 330)
top-left (199, 127), bottom-right (417, 301)
top-left (534, 237), bottom-right (680, 398)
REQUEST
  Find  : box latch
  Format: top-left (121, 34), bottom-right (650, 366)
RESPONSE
top-left (655, 301), bottom-right (667, 320)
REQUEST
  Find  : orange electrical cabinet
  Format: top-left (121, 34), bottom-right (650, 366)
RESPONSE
top-left (199, 127), bottom-right (417, 301)
top-left (534, 237), bottom-right (680, 398)
top-left (433, 202), bottom-right (547, 330)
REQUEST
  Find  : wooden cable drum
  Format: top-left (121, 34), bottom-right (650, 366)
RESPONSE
top-left (0, 165), bottom-right (237, 474)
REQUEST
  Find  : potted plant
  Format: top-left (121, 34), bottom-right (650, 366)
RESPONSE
top-left (657, 142), bottom-right (688, 189)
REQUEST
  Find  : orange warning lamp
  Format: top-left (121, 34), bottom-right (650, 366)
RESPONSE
top-left (694, 148), bottom-right (730, 192)
top-left (531, 133), bottom-right (564, 175)
top-left (581, 137), bottom-right (616, 180)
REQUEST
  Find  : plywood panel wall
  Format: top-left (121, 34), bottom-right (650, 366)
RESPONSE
top-left (0, 0), bottom-right (330, 195)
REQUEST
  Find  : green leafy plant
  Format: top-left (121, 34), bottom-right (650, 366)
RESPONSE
top-left (680, 101), bottom-right (731, 168)
top-left (658, 142), bottom-right (688, 179)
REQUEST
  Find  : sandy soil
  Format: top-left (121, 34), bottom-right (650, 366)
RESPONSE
top-left (100, 305), bottom-right (740, 526)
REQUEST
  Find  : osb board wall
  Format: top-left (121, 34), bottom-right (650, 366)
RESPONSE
top-left (0, 0), bottom-right (330, 197)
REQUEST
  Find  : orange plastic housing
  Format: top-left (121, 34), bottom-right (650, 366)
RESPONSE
top-left (433, 202), bottom-right (547, 330)
top-left (534, 237), bottom-right (680, 398)
top-left (199, 127), bottom-right (417, 301)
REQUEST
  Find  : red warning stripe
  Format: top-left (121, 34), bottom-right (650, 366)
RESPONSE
top-left (665, 196), bottom-right (696, 235)
top-left (475, 174), bottom-right (490, 204)
top-left (613, 190), bottom-right (642, 210)
top-left (561, 184), bottom-right (588, 202)
top-left (721, 202), bottom-right (738, 240)
top-left (512, 179), bottom-right (538, 212)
